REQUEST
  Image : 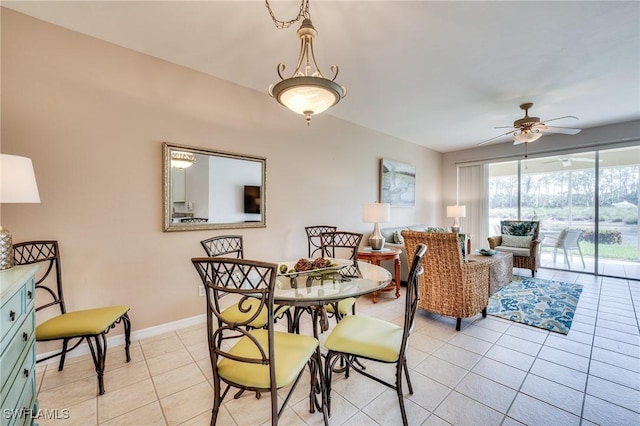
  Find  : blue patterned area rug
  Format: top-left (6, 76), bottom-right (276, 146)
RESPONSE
top-left (487, 276), bottom-right (583, 335)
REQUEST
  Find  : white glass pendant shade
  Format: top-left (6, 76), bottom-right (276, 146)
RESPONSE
top-left (271, 77), bottom-right (343, 119)
top-left (513, 130), bottom-right (543, 143)
top-left (171, 151), bottom-right (195, 169)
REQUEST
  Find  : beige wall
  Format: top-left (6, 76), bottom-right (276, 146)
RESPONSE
top-left (0, 9), bottom-right (442, 345)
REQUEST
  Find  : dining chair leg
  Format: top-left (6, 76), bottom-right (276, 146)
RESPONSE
top-left (324, 351), bottom-right (337, 417)
top-left (396, 362), bottom-right (409, 426)
top-left (86, 333), bottom-right (107, 395)
top-left (402, 358), bottom-right (413, 394)
top-left (122, 313), bottom-right (132, 362)
top-left (58, 338), bottom-right (71, 371)
top-left (210, 379), bottom-right (223, 426)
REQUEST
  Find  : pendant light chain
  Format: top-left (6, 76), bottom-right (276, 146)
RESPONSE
top-left (265, 0), bottom-right (310, 29)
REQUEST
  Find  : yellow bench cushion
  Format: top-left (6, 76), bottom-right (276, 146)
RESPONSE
top-left (218, 329), bottom-right (318, 389)
top-left (324, 315), bottom-right (403, 362)
top-left (36, 305), bottom-right (129, 340)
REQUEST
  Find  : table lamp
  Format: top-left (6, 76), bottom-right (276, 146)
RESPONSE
top-left (446, 205), bottom-right (466, 234)
top-left (362, 202), bottom-right (391, 250)
top-left (0, 154), bottom-right (41, 270)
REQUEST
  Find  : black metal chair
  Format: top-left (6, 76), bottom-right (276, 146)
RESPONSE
top-left (201, 235), bottom-right (244, 258)
top-left (324, 243), bottom-right (427, 426)
top-left (13, 241), bottom-right (131, 395)
top-left (319, 231), bottom-right (363, 319)
top-left (305, 225), bottom-right (337, 258)
top-left (200, 235), bottom-right (291, 331)
top-left (191, 257), bottom-right (328, 426)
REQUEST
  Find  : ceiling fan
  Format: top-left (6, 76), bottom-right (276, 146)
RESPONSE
top-left (542, 156), bottom-right (598, 167)
top-left (479, 102), bottom-right (582, 146)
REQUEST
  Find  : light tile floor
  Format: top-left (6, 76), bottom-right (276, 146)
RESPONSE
top-left (34, 269), bottom-right (640, 425)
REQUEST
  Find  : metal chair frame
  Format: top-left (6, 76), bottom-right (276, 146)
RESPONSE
top-left (324, 244), bottom-right (427, 426)
top-left (292, 231), bottom-right (363, 333)
top-left (305, 225), bottom-right (337, 258)
top-left (201, 235), bottom-right (244, 258)
top-left (200, 235), bottom-right (292, 332)
top-left (13, 240), bottom-right (131, 395)
top-left (191, 257), bottom-right (328, 426)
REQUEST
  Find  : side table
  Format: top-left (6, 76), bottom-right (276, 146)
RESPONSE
top-left (357, 247), bottom-right (402, 303)
top-left (467, 252), bottom-right (514, 296)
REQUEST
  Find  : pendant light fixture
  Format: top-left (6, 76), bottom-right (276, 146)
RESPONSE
top-left (171, 151), bottom-right (196, 169)
top-left (266, 0), bottom-right (346, 124)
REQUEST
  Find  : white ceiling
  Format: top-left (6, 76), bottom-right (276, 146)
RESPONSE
top-left (4, 0), bottom-right (640, 153)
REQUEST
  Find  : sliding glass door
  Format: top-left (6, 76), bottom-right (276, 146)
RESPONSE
top-left (486, 145), bottom-right (639, 280)
top-left (522, 154), bottom-right (596, 274)
top-left (597, 146), bottom-right (639, 279)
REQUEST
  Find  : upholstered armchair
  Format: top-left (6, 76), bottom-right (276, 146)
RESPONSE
top-left (402, 231), bottom-right (489, 331)
top-left (488, 220), bottom-right (540, 277)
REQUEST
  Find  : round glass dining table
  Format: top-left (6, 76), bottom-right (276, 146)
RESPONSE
top-left (273, 261), bottom-right (392, 335)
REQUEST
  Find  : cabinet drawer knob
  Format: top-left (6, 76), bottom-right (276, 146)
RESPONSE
top-left (10, 310), bottom-right (16, 321)
top-left (27, 290), bottom-right (33, 300)
top-left (23, 332), bottom-right (29, 342)
top-left (23, 368), bottom-right (29, 378)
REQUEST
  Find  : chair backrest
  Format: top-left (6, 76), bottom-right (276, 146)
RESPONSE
top-left (182, 217), bottom-right (208, 223)
top-left (305, 225), bottom-right (337, 257)
top-left (402, 243), bottom-right (426, 351)
top-left (563, 229), bottom-right (583, 248)
top-left (200, 235), bottom-right (244, 258)
top-left (191, 257), bottom-right (277, 387)
top-left (500, 220), bottom-right (540, 240)
top-left (320, 231), bottom-right (363, 278)
top-left (402, 231), bottom-right (465, 283)
top-left (13, 241), bottom-right (66, 314)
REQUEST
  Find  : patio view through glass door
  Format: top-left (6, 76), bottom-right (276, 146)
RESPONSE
top-left (487, 145), bottom-right (639, 280)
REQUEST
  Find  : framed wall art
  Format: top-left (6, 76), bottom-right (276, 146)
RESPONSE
top-left (380, 158), bottom-right (416, 207)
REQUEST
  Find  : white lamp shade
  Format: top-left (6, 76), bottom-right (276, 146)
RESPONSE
top-left (513, 131), bottom-right (543, 143)
top-left (446, 205), bottom-right (466, 218)
top-left (362, 203), bottom-right (391, 223)
top-left (0, 154), bottom-right (40, 203)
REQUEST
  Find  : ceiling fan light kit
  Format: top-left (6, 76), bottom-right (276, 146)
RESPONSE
top-left (479, 102), bottom-right (582, 147)
top-left (266, 0), bottom-right (346, 124)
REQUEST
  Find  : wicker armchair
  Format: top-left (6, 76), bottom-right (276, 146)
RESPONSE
top-left (402, 231), bottom-right (489, 331)
top-left (488, 220), bottom-right (540, 277)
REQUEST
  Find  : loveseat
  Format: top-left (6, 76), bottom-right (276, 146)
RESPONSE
top-left (373, 224), bottom-right (449, 283)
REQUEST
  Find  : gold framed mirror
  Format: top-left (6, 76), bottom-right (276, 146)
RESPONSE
top-left (163, 142), bottom-right (266, 231)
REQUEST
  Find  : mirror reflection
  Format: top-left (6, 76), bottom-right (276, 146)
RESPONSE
top-left (163, 143), bottom-right (266, 231)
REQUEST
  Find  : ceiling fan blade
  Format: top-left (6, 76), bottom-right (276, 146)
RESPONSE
top-left (542, 115), bottom-right (579, 124)
top-left (494, 125), bottom-right (514, 129)
top-left (477, 130), bottom-right (515, 146)
top-left (542, 125), bottom-right (582, 135)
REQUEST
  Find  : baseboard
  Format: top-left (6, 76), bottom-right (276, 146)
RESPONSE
top-left (36, 314), bottom-right (207, 365)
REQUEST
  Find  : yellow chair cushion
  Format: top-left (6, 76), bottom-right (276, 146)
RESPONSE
top-left (325, 297), bottom-right (355, 316)
top-left (219, 298), bottom-right (268, 328)
top-left (324, 315), bottom-right (403, 363)
top-left (218, 329), bottom-right (318, 389)
top-left (219, 299), bottom-right (290, 328)
top-left (36, 305), bottom-right (129, 340)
